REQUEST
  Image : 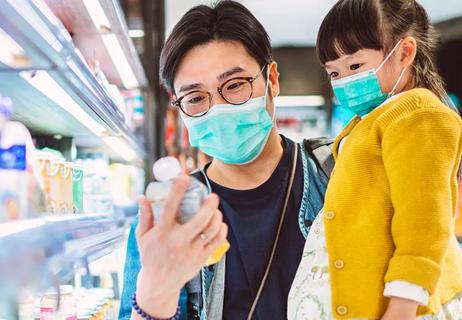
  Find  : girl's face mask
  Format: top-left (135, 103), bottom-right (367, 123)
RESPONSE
top-left (330, 39), bottom-right (406, 117)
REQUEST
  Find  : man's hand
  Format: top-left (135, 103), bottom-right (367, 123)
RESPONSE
top-left (133, 176), bottom-right (228, 318)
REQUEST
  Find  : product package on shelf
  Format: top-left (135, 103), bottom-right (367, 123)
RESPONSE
top-left (108, 163), bottom-right (145, 207)
top-left (76, 155), bottom-right (113, 215)
top-left (19, 285), bottom-right (116, 320)
top-left (0, 94), bottom-right (46, 221)
top-left (121, 90), bottom-right (144, 132)
top-left (36, 150), bottom-right (83, 215)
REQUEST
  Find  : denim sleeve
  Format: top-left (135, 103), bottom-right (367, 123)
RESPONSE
top-left (118, 217), bottom-right (189, 320)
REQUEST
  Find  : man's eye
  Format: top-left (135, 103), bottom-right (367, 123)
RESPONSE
top-left (350, 64), bottom-right (362, 71)
top-left (226, 81), bottom-right (245, 91)
top-left (188, 95), bottom-right (205, 104)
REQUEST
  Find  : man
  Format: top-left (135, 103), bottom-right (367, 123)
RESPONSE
top-left (119, 1), bottom-right (331, 319)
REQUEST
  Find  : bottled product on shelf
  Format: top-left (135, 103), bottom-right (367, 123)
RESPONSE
top-left (35, 151), bottom-right (84, 215)
top-left (62, 162), bottom-right (74, 214)
top-left (146, 156), bottom-right (230, 266)
top-left (36, 153), bottom-right (62, 214)
top-left (40, 285), bottom-right (77, 320)
top-left (0, 95), bottom-right (38, 221)
top-left (19, 286), bottom-right (115, 320)
top-left (77, 155), bottom-right (112, 215)
top-left (108, 163), bottom-right (145, 207)
top-left (0, 0), bottom-right (147, 317)
top-left (122, 90), bottom-right (145, 132)
top-left (73, 165), bottom-right (84, 214)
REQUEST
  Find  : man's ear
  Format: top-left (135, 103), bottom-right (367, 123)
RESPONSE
top-left (268, 61), bottom-right (280, 97)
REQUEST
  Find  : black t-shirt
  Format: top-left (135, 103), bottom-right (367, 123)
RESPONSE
top-left (204, 136), bottom-right (306, 320)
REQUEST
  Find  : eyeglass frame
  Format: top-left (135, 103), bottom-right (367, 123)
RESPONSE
top-left (171, 64), bottom-right (268, 118)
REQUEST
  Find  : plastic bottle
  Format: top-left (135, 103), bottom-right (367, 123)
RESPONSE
top-left (146, 157), bottom-right (230, 266)
top-left (0, 95), bottom-right (29, 221)
top-left (40, 285), bottom-right (77, 320)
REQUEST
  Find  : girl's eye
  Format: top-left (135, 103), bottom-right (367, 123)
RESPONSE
top-left (350, 64), bottom-right (362, 71)
top-left (329, 71), bottom-right (339, 79)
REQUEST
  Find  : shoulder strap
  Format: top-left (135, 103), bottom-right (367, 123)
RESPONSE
top-left (186, 168), bottom-right (211, 319)
top-left (303, 137), bottom-right (335, 178)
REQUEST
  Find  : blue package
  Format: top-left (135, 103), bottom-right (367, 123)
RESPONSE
top-left (0, 144), bottom-right (26, 170)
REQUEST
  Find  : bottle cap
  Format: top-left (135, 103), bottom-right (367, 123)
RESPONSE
top-left (152, 156), bottom-right (182, 182)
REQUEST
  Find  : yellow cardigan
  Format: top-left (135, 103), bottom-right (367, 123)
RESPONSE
top-left (324, 88), bottom-right (462, 318)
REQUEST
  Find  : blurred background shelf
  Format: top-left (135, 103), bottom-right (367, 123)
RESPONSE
top-left (0, 0), bottom-right (147, 163)
top-left (0, 213), bottom-right (130, 299)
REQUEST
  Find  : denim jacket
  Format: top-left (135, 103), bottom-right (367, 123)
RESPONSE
top-left (119, 142), bottom-right (329, 319)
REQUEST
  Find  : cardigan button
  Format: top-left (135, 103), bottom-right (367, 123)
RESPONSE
top-left (324, 211), bottom-right (335, 220)
top-left (336, 305), bottom-right (348, 316)
top-left (334, 259), bottom-right (345, 269)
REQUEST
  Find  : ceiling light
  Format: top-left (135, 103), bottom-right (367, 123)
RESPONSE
top-left (0, 28), bottom-right (30, 68)
top-left (104, 136), bottom-right (137, 162)
top-left (21, 70), bottom-right (107, 137)
top-left (128, 29), bottom-right (145, 38)
top-left (82, 0), bottom-right (111, 32)
top-left (275, 95), bottom-right (326, 108)
top-left (102, 34), bottom-right (139, 89)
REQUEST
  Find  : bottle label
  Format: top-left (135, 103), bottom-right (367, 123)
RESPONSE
top-left (0, 145), bottom-right (26, 170)
top-left (40, 307), bottom-right (56, 320)
top-left (40, 307), bottom-right (77, 320)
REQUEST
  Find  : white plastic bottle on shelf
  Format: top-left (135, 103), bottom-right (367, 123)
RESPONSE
top-left (40, 285), bottom-right (77, 320)
top-left (145, 156), bottom-right (230, 266)
top-left (0, 95), bottom-right (29, 221)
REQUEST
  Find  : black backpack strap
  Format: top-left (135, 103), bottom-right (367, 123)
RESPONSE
top-left (303, 137), bottom-right (335, 178)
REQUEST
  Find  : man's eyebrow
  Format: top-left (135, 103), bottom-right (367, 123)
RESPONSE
top-left (217, 66), bottom-right (246, 82)
top-left (179, 83), bottom-right (203, 93)
top-left (178, 66), bottom-right (247, 93)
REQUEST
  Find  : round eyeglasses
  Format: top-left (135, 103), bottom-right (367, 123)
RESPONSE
top-left (172, 64), bottom-right (267, 117)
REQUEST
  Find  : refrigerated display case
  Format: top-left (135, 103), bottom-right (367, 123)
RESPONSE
top-left (0, 0), bottom-right (148, 318)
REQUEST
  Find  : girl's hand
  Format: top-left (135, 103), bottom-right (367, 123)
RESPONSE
top-left (381, 297), bottom-right (419, 320)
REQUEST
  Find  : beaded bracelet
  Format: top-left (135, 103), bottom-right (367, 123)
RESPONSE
top-left (132, 293), bottom-right (182, 320)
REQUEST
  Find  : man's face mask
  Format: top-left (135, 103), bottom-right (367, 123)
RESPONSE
top-left (331, 39), bottom-right (407, 117)
top-left (182, 66), bottom-right (274, 165)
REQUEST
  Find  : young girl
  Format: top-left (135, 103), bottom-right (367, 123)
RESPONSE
top-left (288, 0), bottom-right (462, 319)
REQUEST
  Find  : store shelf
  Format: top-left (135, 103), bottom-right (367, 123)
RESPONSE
top-left (0, 213), bottom-right (127, 299)
top-left (0, 0), bottom-right (146, 162)
top-left (44, 0), bottom-right (147, 90)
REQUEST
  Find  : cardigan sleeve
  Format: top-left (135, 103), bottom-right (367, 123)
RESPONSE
top-left (382, 108), bottom-right (462, 294)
